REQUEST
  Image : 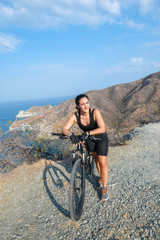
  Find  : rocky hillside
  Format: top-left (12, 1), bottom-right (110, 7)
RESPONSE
top-left (10, 71), bottom-right (160, 143)
top-left (1, 123), bottom-right (160, 239)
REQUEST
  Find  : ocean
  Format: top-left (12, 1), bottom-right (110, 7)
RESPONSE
top-left (0, 96), bottom-right (72, 131)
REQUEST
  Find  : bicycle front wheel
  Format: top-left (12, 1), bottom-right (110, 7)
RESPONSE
top-left (69, 157), bottom-right (85, 221)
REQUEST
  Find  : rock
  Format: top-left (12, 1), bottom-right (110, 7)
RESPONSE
top-left (16, 105), bottom-right (52, 118)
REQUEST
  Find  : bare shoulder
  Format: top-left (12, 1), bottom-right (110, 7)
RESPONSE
top-left (93, 109), bottom-right (101, 116)
top-left (93, 109), bottom-right (103, 120)
top-left (63, 112), bottom-right (77, 130)
top-left (93, 109), bottom-right (100, 113)
top-left (70, 112), bottom-right (77, 123)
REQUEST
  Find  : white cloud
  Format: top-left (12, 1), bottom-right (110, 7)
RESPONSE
top-left (145, 41), bottom-right (160, 47)
top-left (106, 57), bottom-right (160, 75)
top-left (130, 57), bottom-right (160, 71)
top-left (138, 0), bottom-right (154, 14)
top-left (0, 0), bottom-right (120, 28)
top-left (0, 0), bottom-right (159, 29)
top-left (131, 57), bottom-right (144, 64)
top-left (125, 20), bottom-right (147, 30)
top-left (152, 61), bottom-right (160, 68)
top-left (0, 33), bottom-right (21, 54)
top-left (99, 0), bottom-right (121, 15)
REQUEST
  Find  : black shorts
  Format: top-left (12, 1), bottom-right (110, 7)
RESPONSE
top-left (86, 133), bottom-right (109, 156)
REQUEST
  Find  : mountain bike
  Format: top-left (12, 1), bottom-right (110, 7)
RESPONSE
top-left (52, 132), bottom-right (95, 221)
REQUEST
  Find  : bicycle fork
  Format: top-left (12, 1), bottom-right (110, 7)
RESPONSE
top-left (82, 150), bottom-right (85, 190)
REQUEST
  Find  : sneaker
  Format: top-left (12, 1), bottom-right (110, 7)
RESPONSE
top-left (96, 177), bottom-right (102, 189)
top-left (101, 187), bottom-right (109, 201)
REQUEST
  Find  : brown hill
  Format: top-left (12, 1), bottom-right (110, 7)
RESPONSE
top-left (10, 71), bottom-right (160, 144)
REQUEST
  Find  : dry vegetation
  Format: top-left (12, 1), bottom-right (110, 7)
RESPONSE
top-left (0, 123), bottom-right (71, 173)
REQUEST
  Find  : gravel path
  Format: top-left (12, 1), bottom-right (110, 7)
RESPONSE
top-left (0, 123), bottom-right (160, 240)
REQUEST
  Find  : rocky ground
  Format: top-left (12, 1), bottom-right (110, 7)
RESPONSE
top-left (0, 123), bottom-right (160, 240)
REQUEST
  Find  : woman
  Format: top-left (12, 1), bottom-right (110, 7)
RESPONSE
top-left (62, 94), bottom-right (109, 201)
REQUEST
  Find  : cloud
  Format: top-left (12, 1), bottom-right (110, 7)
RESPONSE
top-left (125, 19), bottom-right (147, 30)
top-left (0, 0), bottom-right (159, 29)
top-left (131, 57), bottom-right (144, 64)
top-left (100, 57), bottom-right (157, 75)
top-left (25, 57), bottom-right (159, 79)
top-left (0, 0), bottom-right (121, 28)
top-left (152, 61), bottom-right (160, 68)
top-left (0, 33), bottom-right (21, 54)
top-left (145, 41), bottom-right (160, 47)
top-left (130, 57), bottom-right (160, 70)
top-left (138, 0), bottom-right (155, 14)
top-left (99, 0), bottom-right (121, 15)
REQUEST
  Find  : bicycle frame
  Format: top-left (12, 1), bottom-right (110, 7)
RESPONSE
top-left (72, 143), bottom-right (91, 166)
top-left (71, 144), bottom-right (87, 190)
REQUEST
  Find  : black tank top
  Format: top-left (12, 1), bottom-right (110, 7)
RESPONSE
top-left (75, 108), bottom-right (98, 132)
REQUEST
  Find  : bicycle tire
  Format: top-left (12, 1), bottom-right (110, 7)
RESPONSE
top-left (90, 155), bottom-right (95, 178)
top-left (69, 157), bottom-right (85, 221)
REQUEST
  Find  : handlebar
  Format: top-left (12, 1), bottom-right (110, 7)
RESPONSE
top-left (52, 132), bottom-right (102, 141)
top-left (52, 132), bottom-right (68, 139)
top-left (52, 132), bottom-right (62, 136)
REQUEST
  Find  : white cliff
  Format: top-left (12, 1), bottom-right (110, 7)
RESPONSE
top-left (16, 105), bottom-right (52, 118)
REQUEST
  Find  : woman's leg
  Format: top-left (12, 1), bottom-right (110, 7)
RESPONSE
top-left (92, 153), bottom-right (108, 188)
top-left (92, 137), bottom-right (109, 200)
top-left (92, 152), bottom-right (100, 176)
top-left (98, 155), bottom-right (108, 188)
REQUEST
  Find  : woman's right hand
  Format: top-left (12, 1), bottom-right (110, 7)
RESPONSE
top-left (69, 134), bottom-right (80, 144)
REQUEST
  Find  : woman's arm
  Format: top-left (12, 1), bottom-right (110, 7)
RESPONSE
top-left (62, 113), bottom-right (77, 136)
top-left (89, 109), bottom-right (106, 136)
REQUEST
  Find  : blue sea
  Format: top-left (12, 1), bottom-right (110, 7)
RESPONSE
top-left (0, 96), bottom-right (73, 131)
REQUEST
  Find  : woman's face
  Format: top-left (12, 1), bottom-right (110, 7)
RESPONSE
top-left (78, 97), bottom-right (90, 113)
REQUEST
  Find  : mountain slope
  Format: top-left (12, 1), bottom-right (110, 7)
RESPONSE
top-left (10, 71), bottom-right (160, 142)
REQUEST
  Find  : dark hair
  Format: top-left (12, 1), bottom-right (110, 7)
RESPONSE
top-left (75, 94), bottom-right (89, 109)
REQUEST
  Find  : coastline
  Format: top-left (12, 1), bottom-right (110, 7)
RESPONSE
top-left (0, 96), bottom-right (73, 131)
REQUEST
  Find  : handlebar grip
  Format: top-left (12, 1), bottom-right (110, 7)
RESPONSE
top-left (52, 132), bottom-right (62, 136)
top-left (52, 132), bottom-right (68, 139)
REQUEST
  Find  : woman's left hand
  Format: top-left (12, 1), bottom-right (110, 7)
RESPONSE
top-left (79, 132), bottom-right (89, 142)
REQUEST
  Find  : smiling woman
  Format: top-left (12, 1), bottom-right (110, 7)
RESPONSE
top-left (62, 93), bottom-right (109, 201)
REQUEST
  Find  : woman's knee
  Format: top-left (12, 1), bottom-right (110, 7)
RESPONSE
top-left (98, 156), bottom-right (108, 168)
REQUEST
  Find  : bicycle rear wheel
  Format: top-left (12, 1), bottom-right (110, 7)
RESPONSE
top-left (69, 157), bottom-right (85, 221)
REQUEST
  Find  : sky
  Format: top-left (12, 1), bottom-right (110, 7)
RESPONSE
top-left (0, 0), bottom-right (160, 102)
